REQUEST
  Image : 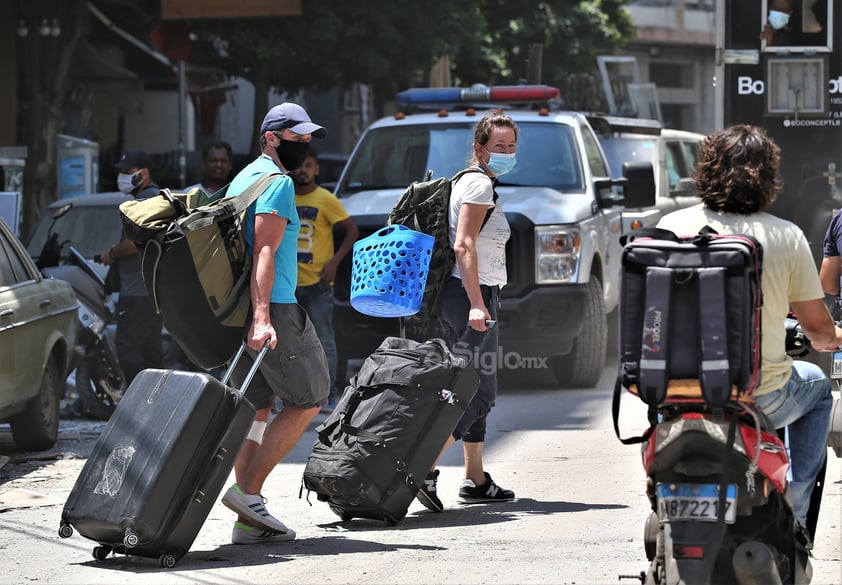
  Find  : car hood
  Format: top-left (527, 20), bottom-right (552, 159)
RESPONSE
top-left (340, 186), bottom-right (595, 226)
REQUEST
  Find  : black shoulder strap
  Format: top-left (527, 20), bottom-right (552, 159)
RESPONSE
top-left (451, 167), bottom-right (497, 232)
top-left (611, 374), bottom-right (656, 445)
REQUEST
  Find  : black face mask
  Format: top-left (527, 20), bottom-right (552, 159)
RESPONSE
top-left (275, 140), bottom-right (309, 171)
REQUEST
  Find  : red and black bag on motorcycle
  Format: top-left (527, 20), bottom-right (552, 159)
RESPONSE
top-left (611, 227), bottom-right (814, 584)
top-left (613, 225), bottom-right (762, 438)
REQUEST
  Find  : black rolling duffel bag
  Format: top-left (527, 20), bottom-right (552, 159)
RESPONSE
top-left (301, 334), bottom-right (482, 524)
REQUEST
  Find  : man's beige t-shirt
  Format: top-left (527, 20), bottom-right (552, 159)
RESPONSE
top-left (657, 203), bottom-right (822, 396)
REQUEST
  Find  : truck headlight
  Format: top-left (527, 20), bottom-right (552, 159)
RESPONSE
top-left (535, 227), bottom-right (580, 283)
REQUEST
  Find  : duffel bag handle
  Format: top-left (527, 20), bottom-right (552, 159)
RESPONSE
top-left (621, 226), bottom-right (680, 246)
top-left (621, 224), bottom-right (720, 246)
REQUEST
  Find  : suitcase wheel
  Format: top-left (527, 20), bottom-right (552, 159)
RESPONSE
top-left (124, 529), bottom-right (139, 548)
top-left (92, 545), bottom-right (112, 561)
top-left (159, 554), bottom-right (178, 569)
top-left (58, 523), bottom-right (73, 539)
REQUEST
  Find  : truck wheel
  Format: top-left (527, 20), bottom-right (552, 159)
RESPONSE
top-left (9, 358), bottom-right (60, 451)
top-left (551, 278), bottom-right (607, 388)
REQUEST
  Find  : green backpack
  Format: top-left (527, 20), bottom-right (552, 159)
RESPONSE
top-left (119, 173), bottom-right (280, 369)
top-left (386, 168), bottom-right (492, 340)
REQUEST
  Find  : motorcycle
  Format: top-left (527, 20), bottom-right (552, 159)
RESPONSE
top-left (37, 204), bottom-right (126, 420)
top-left (619, 317), bottom-right (839, 585)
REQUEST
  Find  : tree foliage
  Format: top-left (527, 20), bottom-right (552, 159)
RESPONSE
top-left (190, 0), bottom-right (479, 138)
top-left (451, 0), bottom-right (634, 87)
top-left (190, 0), bottom-right (632, 123)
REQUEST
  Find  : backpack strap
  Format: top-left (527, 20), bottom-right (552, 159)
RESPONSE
top-left (611, 373), bottom-right (656, 444)
top-left (638, 266), bottom-right (674, 406)
top-left (180, 172), bottom-right (282, 232)
top-left (451, 167), bottom-right (497, 231)
top-left (140, 238), bottom-right (163, 314)
top-left (697, 266), bottom-right (732, 405)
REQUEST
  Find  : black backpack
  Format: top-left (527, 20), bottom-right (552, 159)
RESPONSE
top-left (386, 168), bottom-right (493, 340)
top-left (612, 226), bottom-right (763, 444)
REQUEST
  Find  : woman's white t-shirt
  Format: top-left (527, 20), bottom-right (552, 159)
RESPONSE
top-left (448, 170), bottom-right (510, 287)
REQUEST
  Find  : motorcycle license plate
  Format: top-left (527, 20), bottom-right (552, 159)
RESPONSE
top-left (831, 351), bottom-right (842, 379)
top-left (656, 483), bottom-right (737, 524)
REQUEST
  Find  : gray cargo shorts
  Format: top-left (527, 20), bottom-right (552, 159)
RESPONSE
top-left (231, 303), bottom-right (330, 410)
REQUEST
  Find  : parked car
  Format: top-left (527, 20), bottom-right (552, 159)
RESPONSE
top-left (0, 217), bottom-right (78, 451)
top-left (26, 192), bottom-right (131, 278)
top-left (589, 115), bottom-right (704, 231)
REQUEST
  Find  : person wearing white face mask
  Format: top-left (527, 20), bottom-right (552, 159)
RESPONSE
top-left (415, 111), bottom-right (517, 513)
top-left (98, 148), bottom-right (164, 386)
top-left (761, 0), bottom-right (797, 46)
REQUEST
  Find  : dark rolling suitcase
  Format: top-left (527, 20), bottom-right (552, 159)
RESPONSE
top-left (301, 332), bottom-right (483, 524)
top-left (58, 343), bottom-right (266, 568)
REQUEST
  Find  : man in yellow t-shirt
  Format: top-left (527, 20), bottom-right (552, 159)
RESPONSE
top-left (293, 148), bottom-right (359, 408)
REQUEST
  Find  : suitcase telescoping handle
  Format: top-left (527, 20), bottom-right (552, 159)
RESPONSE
top-left (220, 341), bottom-right (270, 393)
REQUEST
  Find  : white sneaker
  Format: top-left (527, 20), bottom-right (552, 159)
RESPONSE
top-left (221, 483), bottom-right (289, 534)
top-left (231, 521), bottom-right (296, 545)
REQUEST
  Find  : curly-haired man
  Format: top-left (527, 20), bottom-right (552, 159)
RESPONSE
top-left (657, 125), bottom-right (838, 540)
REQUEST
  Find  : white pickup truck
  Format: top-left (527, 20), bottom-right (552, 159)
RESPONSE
top-left (332, 85), bottom-right (656, 387)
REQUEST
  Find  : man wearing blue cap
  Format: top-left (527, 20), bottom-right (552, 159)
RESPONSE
top-left (220, 103), bottom-right (331, 545)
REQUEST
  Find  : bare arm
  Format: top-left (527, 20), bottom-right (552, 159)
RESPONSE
top-left (320, 217), bottom-right (359, 284)
top-left (453, 203), bottom-right (493, 332)
top-left (819, 256), bottom-right (841, 296)
top-left (791, 297), bottom-right (842, 351)
top-left (99, 239), bottom-right (138, 266)
top-left (249, 213), bottom-right (286, 350)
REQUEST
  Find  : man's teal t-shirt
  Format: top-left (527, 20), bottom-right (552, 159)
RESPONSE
top-left (227, 156), bottom-right (299, 304)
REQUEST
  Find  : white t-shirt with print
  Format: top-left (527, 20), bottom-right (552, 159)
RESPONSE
top-left (448, 170), bottom-right (510, 287)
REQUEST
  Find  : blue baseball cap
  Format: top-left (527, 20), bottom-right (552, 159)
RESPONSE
top-left (260, 103), bottom-right (327, 138)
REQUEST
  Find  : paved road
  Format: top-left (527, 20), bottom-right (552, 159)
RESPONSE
top-left (1, 364), bottom-right (839, 585)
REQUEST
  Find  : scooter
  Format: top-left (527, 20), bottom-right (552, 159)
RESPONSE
top-left (618, 318), bottom-right (837, 585)
top-left (37, 204), bottom-right (125, 420)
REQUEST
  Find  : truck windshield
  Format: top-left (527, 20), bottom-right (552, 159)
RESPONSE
top-left (598, 135), bottom-right (656, 178)
top-left (337, 121), bottom-right (584, 195)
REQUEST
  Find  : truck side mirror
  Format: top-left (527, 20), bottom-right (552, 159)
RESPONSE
top-left (619, 162), bottom-right (656, 208)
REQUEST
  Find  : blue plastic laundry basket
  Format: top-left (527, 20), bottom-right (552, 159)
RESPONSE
top-left (350, 225), bottom-right (434, 317)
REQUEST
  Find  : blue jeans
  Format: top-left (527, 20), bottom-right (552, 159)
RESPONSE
top-left (754, 360), bottom-right (833, 524)
top-left (295, 282), bottom-right (337, 392)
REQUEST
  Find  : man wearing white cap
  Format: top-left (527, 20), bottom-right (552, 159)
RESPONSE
top-left (220, 103), bottom-right (330, 545)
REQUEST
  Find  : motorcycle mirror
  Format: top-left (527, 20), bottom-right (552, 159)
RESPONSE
top-left (51, 202), bottom-right (73, 220)
top-left (67, 245), bottom-right (105, 287)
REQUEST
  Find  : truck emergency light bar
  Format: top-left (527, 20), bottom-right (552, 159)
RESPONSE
top-left (396, 85), bottom-right (561, 105)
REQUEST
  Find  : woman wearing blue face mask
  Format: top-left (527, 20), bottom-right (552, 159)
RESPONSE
top-left (415, 112), bottom-right (517, 513)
